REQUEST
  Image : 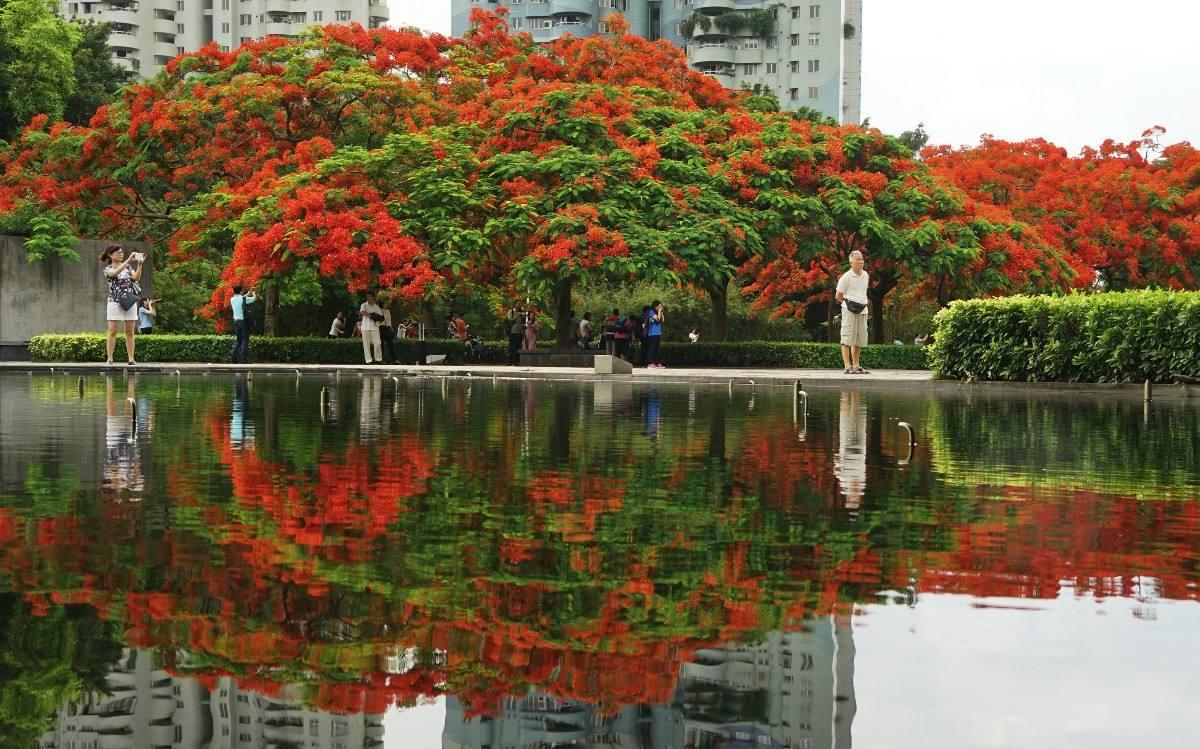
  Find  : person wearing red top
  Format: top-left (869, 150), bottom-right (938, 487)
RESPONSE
top-left (454, 314), bottom-right (468, 342)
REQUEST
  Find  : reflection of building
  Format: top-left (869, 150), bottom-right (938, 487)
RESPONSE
top-left (443, 619), bottom-right (856, 748)
top-left (40, 649), bottom-right (385, 749)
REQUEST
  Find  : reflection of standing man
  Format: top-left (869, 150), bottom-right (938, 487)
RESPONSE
top-left (835, 250), bottom-right (870, 375)
top-left (834, 390), bottom-right (867, 511)
top-left (230, 375), bottom-right (254, 450)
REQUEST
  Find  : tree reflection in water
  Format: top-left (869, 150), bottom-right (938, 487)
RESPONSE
top-left (0, 373), bottom-right (1196, 746)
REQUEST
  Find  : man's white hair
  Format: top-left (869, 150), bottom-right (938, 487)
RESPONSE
top-left (849, 250), bottom-right (864, 261)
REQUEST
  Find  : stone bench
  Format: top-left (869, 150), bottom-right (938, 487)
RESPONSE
top-left (518, 348), bottom-right (603, 367)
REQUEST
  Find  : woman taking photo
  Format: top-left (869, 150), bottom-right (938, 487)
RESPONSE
top-left (100, 244), bottom-right (146, 366)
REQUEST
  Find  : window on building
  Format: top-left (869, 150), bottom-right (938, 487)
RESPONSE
top-left (70, 2), bottom-right (78, 13)
top-left (808, 58), bottom-right (820, 72)
top-left (177, 23), bottom-right (184, 33)
top-left (789, 88), bottom-right (799, 101)
top-left (765, 62), bottom-right (777, 74)
top-left (791, 6), bottom-right (800, 18)
top-left (313, 10), bottom-right (323, 20)
top-left (743, 39), bottom-right (758, 49)
top-left (742, 63), bottom-right (758, 75)
top-left (510, 17), bottom-right (522, 29)
top-left (809, 4), bottom-right (821, 18)
top-left (240, 36), bottom-right (251, 42)
top-left (239, 13), bottom-right (250, 23)
top-left (335, 10), bottom-right (351, 21)
top-left (221, 22), bottom-right (230, 32)
top-left (176, 0), bottom-right (184, 8)
top-left (789, 34), bottom-right (799, 46)
top-left (789, 60), bottom-right (799, 72)
top-left (808, 32), bottom-right (820, 45)
top-left (220, 0), bottom-right (228, 9)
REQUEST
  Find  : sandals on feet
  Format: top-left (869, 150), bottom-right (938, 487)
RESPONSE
top-left (843, 367), bottom-right (854, 374)
top-left (854, 366), bottom-right (870, 374)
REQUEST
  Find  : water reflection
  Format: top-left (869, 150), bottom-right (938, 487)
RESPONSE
top-left (0, 373), bottom-right (1198, 748)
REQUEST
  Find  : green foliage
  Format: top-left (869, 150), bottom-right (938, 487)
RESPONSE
top-left (929, 291), bottom-right (1200, 382)
top-left (21, 213), bottom-right (79, 261)
top-left (897, 122), bottom-right (929, 154)
top-left (713, 12), bottom-right (747, 35)
top-left (746, 10), bottom-right (775, 38)
top-left (28, 333), bottom-right (930, 369)
top-left (62, 20), bottom-right (127, 127)
top-left (29, 334), bottom-right (503, 364)
top-left (660, 341), bottom-right (928, 369)
top-left (151, 259), bottom-right (222, 334)
top-left (679, 12), bottom-right (711, 38)
top-left (574, 280), bottom-right (810, 342)
top-left (0, 0), bottom-right (81, 140)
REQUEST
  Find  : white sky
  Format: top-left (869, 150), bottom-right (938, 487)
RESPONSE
top-left (387, 0), bottom-right (1200, 153)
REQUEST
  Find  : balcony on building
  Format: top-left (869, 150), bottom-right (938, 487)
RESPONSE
top-left (548, 0), bottom-right (594, 14)
top-left (368, 0), bottom-right (390, 19)
top-left (689, 40), bottom-right (736, 65)
top-left (107, 22), bottom-right (138, 39)
top-left (263, 0), bottom-right (293, 16)
top-left (265, 13), bottom-right (294, 37)
top-left (102, 1), bottom-right (140, 27)
top-left (694, 0), bottom-right (736, 12)
top-left (153, 9), bottom-right (176, 35)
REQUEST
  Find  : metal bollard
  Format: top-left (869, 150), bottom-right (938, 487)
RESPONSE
top-left (897, 421), bottom-right (916, 465)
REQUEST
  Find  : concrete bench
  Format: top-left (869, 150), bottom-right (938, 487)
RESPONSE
top-left (518, 348), bottom-right (602, 367)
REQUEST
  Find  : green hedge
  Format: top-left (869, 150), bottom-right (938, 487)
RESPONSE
top-left (30, 334), bottom-right (930, 369)
top-left (659, 342), bottom-right (927, 369)
top-left (928, 291), bottom-right (1200, 383)
top-left (28, 334), bottom-right (502, 364)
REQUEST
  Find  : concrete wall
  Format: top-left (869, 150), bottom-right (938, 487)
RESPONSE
top-left (0, 235), bottom-right (153, 342)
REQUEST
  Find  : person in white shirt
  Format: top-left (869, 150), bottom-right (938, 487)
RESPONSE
top-left (328, 311), bottom-right (346, 338)
top-left (358, 291), bottom-right (385, 364)
top-left (835, 250), bottom-right (870, 374)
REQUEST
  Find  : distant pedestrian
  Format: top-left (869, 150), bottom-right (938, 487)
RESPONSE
top-left (602, 308), bottom-right (620, 355)
top-left (445, 313), bottom-right (457, 340)
top-left (578, 312), bottom-right (594, 350)
top-left (229, 283), bottom-right (256, 363)
top-left (100, 244), bottom-right (145, 366)
top-left (645, 301), bottom-right (664, 368)
top-left (137, 297), bottom-right (157, 335)
top-left (506, 302), bottom-right (526, 365)
top-left (379, 307), bottom-right (398, 363)
top-left (328, 311), bottom-right (346, 338)
top-left (689, 328), bottom-right (700, 344)
top-left (523, 308), bottom-right (540, 351)
top-left (454, 313), bottom-right (469, 342)
top-left (836, 250), bottom-right (870, 374)
top-left (614, 311), bottom-right (633, 360)
top-left (358, 290), bottom-right (385, 364)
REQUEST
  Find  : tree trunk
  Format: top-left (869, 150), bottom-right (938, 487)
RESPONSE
top-left (827, 290), bottom-right (839, 343)
top-left (264, 285), bottom-right (280, 337)
top-left (554, 277), bottom-right (573, 348)
top-left (707, 280), bottom-right (729, 341)
top-left (420, 300), bottom-right (435, 337)
top-left (868, 275), bottom-right (897, 344)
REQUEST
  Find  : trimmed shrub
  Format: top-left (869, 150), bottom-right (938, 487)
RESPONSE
top-left (29, 334), bottom-right (506, 365)
top-left (30, 334), bottom-right (930, 370)
top-left (660, 342), bottom-right (927, 369)
top-left (928, 291), bottom-right (1200, 383)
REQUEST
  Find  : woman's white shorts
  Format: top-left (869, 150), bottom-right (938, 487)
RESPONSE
top-left (106, 301), bottom-right (139, 322)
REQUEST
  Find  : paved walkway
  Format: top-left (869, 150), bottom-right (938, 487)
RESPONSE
top-left (5, 360), bottom-right (1198, 400)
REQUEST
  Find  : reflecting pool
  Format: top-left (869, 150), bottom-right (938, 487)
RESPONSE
top-left (0, 372), bottom-right (1198, 748)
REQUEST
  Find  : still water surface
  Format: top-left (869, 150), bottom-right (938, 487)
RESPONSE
top-left (0, 372), bottom-right (1198, 748)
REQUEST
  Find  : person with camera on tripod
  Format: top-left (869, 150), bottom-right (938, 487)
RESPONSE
top-left (358, 290), bottom-right (386, 364)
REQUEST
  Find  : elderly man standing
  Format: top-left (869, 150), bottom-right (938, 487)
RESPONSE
top-left (358, 290), bottom-right (385, 364)
top-left (835, 250), bottom-right (871, 375)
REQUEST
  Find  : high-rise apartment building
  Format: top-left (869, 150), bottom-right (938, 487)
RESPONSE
top-left (60, 0), bottom-right (389, 79)
top-left (452, 0), bottom-right (862, 124)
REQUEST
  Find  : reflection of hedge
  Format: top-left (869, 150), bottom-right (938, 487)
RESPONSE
top-left (661, 342), bottom-right (927, 369)
top-left (30, 334), bottom-right (929, 369)
top-left (929, 291), bottom-right (1200, 382)
top-left (29, 333), bottom-right (504, 364)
